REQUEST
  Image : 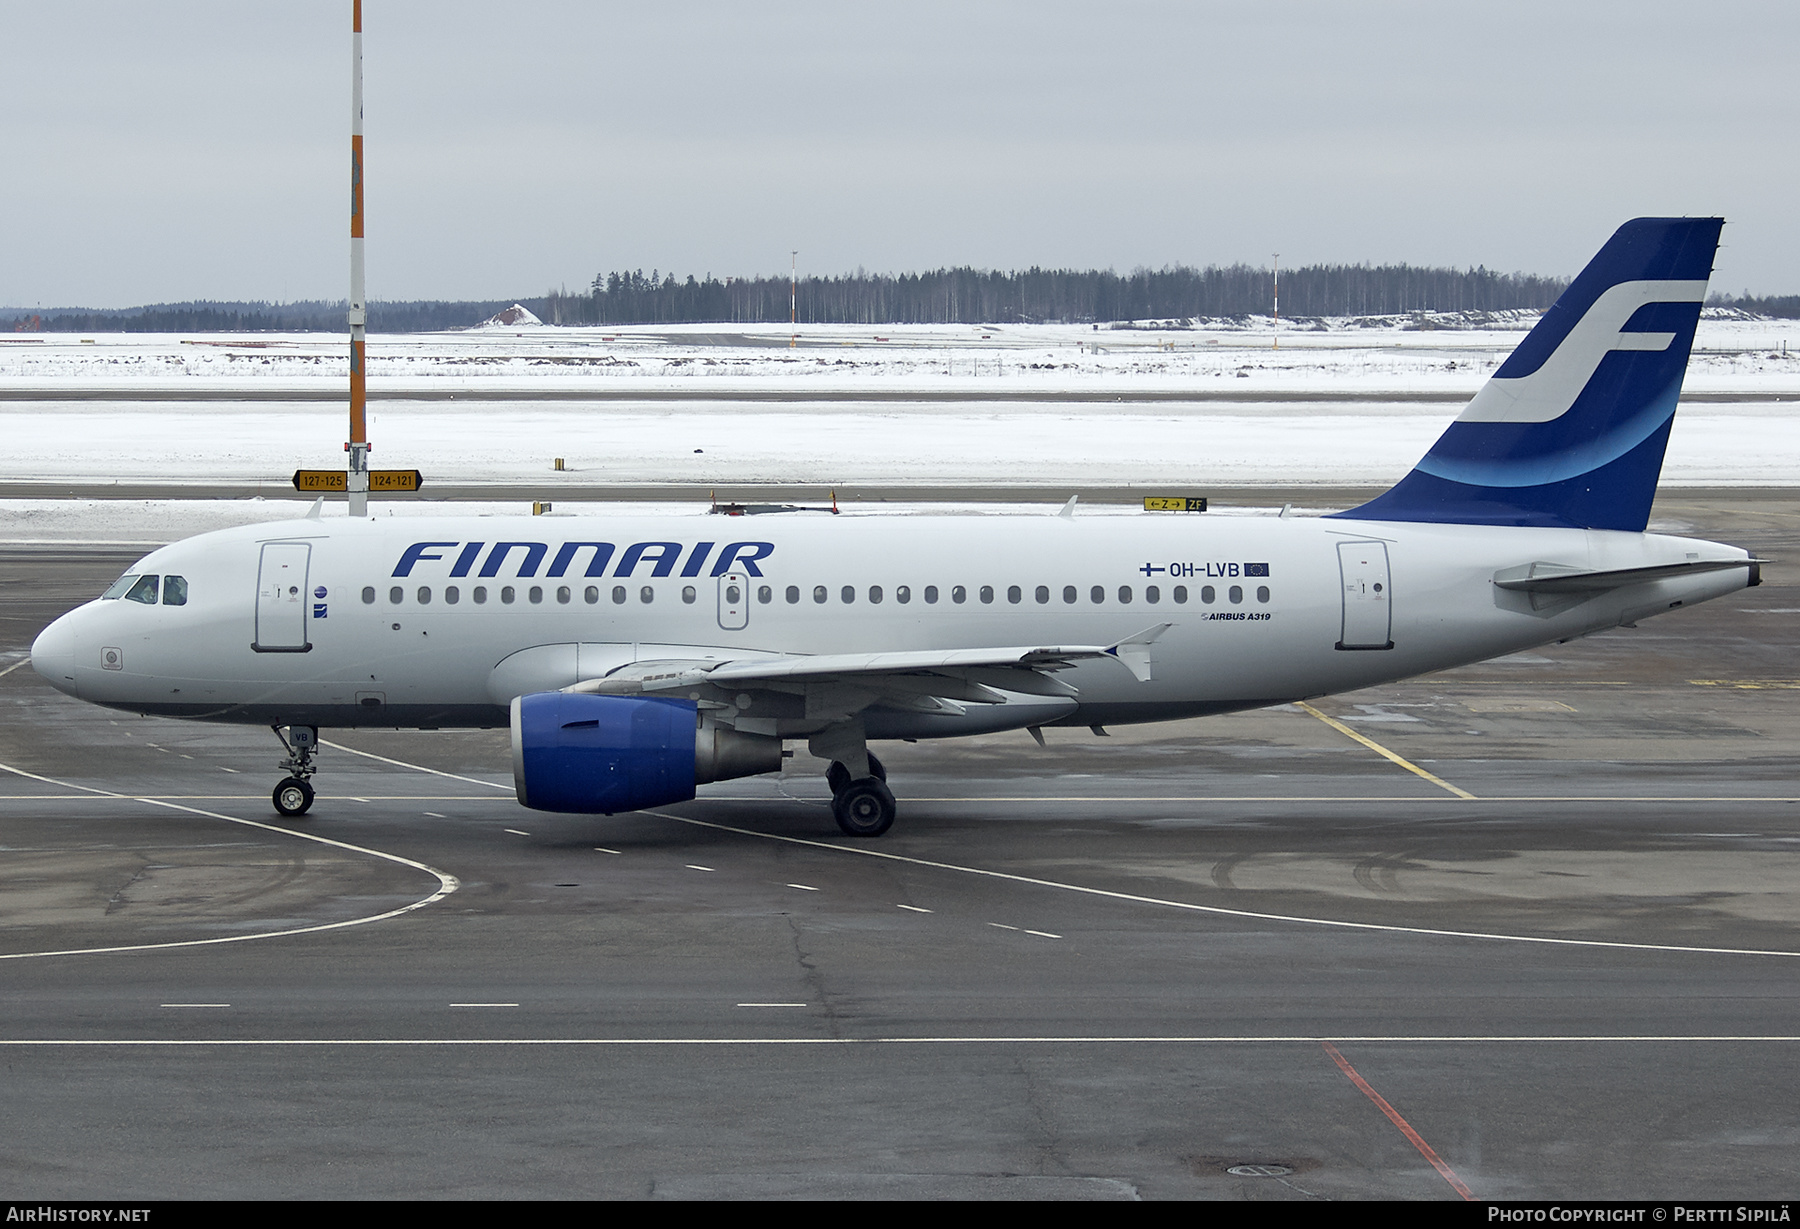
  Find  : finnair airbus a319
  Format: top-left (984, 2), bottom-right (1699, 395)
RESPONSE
top-left (31, 218), bottom-right (1756, 837)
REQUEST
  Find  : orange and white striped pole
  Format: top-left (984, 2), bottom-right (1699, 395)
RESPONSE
top-left (346, 0), bottom-right (371, 516)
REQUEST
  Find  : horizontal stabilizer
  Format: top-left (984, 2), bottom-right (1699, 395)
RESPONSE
top-left (1494, 558), bottom-right (1758, 595)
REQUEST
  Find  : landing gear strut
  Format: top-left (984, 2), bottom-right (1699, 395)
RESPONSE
top-left (828, 751), bottom-right (894, 837)
top-left (272, 724), bottom-right (319, 817)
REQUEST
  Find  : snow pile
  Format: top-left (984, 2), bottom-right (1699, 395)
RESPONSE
top-left (475, 304), bottom-right (542, 328)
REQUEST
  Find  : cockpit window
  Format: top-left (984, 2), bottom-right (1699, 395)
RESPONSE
top-left (101, 574), bottom-right (138, 600)
top-left (124, 575), bottom-right (160, 605)
top-left (163, 575), bottom-right (188, 606)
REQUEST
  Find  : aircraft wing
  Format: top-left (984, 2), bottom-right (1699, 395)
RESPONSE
top-left (564, 624), bottom-right (1173, 708)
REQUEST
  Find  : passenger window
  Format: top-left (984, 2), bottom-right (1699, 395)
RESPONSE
top-left (102, 575), bottom-right (138, 600)
top-left (682, 585), bottom-right (697, 604)
top-left (502, 586), bottom-right (516, 604)
top-left (758, 585), bottom-right (772, 604)
top-left (1257, 585), bottom-right (1270, 603)
top-left (813, 585), bottom-right (827, 604)
top-left (389, 586), bottom-right (403, 605)
top-left (979, 585), bottom-right (994, 604)
top-left (162, 576), bottom-right (188, 606)
top-left (924, 586), bottom-right (939, 604)
top-left (640, 586), bottom-right (654, 604)
top-left (726, 583), bottom-right (742, 604)
top-left (1035, 585), bottom-right (1049, 604)
top-left (585, 586), bottom-right (599, 604)
top-left (612, 586), bottom-right (627, 604)
top-left (1174, 585), bottom-right (1188, 603)
top-left (951, 585), bottom-right (966, 604)
top-left (869, 585), bottom-right (883, 604)
top-left (1062, 585), bottom-right (1077, 604)
top-left (445, 586), bottom-right (460, 604)
top-left (557, 586), bottom-right (571, 604)
top-left (417, 586), bottom-right (432, 604)
top-left (1201, 585), bottom-right (1215, 604)
top-left (362, 586), bottom-right (376, 604)
top-left (1118, 586), bottom-right (1132, 604)
top-left (786, 585), bottom-right (800, 604)
top-left (1146, 585), bottom-right (1160, 604)
top-left (1229, 585), bottom-right (1243, 604)
top-left (1090, 585), bottom-right (1104, 604)
top-left (474, 586), bottom-right (489, 604)
top-left (896, 585), bottom-right (911, 604)
top-left (841, 585), bottom-right (855, 604)
top-left (529, 586), bottom-right (543, 604)
top-left (125, 575), bottom-right (159, 604)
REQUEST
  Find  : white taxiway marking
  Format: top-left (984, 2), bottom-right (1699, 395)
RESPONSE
top-left (319, 739), bottom-right (513, 790)
top-left (423, 812), bottom-right (445, 819)
top-left (787, 883), bottom-right (818, 891)
top-left (504, 828), bottom-right (530, 836)
top-left (219, 766), bottom-right (239, 773)
top-left (897, 905), bottom-right (933, 913)
top-left (0, 659), bottom-right (31, 679)
top-left (0, 760), bottom-right (459, 961)
top-left (594, 847), bottom-right (621, 855)
top-left (7, 1035), bottom-right (1800, 1048)
top-left (1025, 930), bottom-right (1062, 939)
top-left (656, 813), bottom-right (1800, 961)
top-left (686, 864), bottom-right (714, 872)
top-left (989, 923), bottom-right (1018, 931)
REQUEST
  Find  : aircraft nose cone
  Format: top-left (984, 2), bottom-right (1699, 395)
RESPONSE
top-left (30, 614), bottom-right (81, 697)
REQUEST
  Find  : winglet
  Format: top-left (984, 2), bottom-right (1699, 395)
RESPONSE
top-left (304, 497), bottom-right (325, 521)
top-left (1105, 623), bottom-right (1172, 682)
top-left (1057, 495), bottom-right (1078, 520)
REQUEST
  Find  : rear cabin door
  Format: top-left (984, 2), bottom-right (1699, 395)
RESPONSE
top-left (254, 542), bottom-right (312, 652)
top-left (1335, 540), bottom-right (1393, 650)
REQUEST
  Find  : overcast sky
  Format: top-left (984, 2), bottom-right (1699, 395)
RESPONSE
top-left (5, 1), bottom-right (1795, 308)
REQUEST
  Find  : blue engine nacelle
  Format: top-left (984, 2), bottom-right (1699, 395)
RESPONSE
top-left (511, 692), bottom-right (782, 814)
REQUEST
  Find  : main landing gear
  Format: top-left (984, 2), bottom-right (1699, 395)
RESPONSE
top-left (827, 751), bottom-right (895, 838)
top-left (272, 724), bottom-right (319, 817)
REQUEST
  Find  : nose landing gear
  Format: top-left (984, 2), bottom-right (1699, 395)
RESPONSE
top-left (272, 724), bottom-right (319, 817)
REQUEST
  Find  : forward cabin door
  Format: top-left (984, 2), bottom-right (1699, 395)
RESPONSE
top-left (254, 542), bottom-right (312, 652)
top-left (1335, 540), bottom-right (1393, 650)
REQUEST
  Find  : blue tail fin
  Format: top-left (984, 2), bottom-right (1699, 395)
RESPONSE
top-left (1337, 217), bottom-right (1722, 532)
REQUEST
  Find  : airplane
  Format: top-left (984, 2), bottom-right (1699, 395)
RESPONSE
top-left (29, 217), bottom-right (1757, 838)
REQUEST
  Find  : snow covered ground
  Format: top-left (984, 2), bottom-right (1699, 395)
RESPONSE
top-left (0, 319), bottom-right (1793, 544)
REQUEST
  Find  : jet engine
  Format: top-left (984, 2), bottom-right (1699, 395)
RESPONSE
top-left (510, 692), bottom-right (782, 814)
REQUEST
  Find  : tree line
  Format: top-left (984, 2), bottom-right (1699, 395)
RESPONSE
top-left (545, 263), bottom-right (1575, 326)
top-left (10, 273), bottom-right (1798, 335)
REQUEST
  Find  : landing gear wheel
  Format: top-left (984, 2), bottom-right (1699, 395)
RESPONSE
top-left (832, 778), bottom-right (896, 837)
top-left (273, 776), bottom-right (314, 817)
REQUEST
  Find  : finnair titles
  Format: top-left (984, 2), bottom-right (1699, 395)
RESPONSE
top-left (32, 218), bottom-right (1757, 837)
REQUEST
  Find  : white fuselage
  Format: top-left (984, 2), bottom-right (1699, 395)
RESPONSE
top-left (30, 509), bottom-right (1752, 741)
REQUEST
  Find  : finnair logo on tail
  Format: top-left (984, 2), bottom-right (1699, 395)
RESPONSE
top-left (1456, 279), bottom-right (1708, 426)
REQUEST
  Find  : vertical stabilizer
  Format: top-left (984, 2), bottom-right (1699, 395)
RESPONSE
top-left (1338, 217), bottom-right (1722, 531)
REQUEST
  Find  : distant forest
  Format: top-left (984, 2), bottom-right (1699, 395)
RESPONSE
top-left (546, 264), bottom-right (1575, 326)
top-left (8, 270), bottom-right (1798, 334)
top-left (2, 299), bottom-right (532, 335)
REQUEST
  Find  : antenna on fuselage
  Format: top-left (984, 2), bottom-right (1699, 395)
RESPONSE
top-left (345, 0), bottom-right (370, 517)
